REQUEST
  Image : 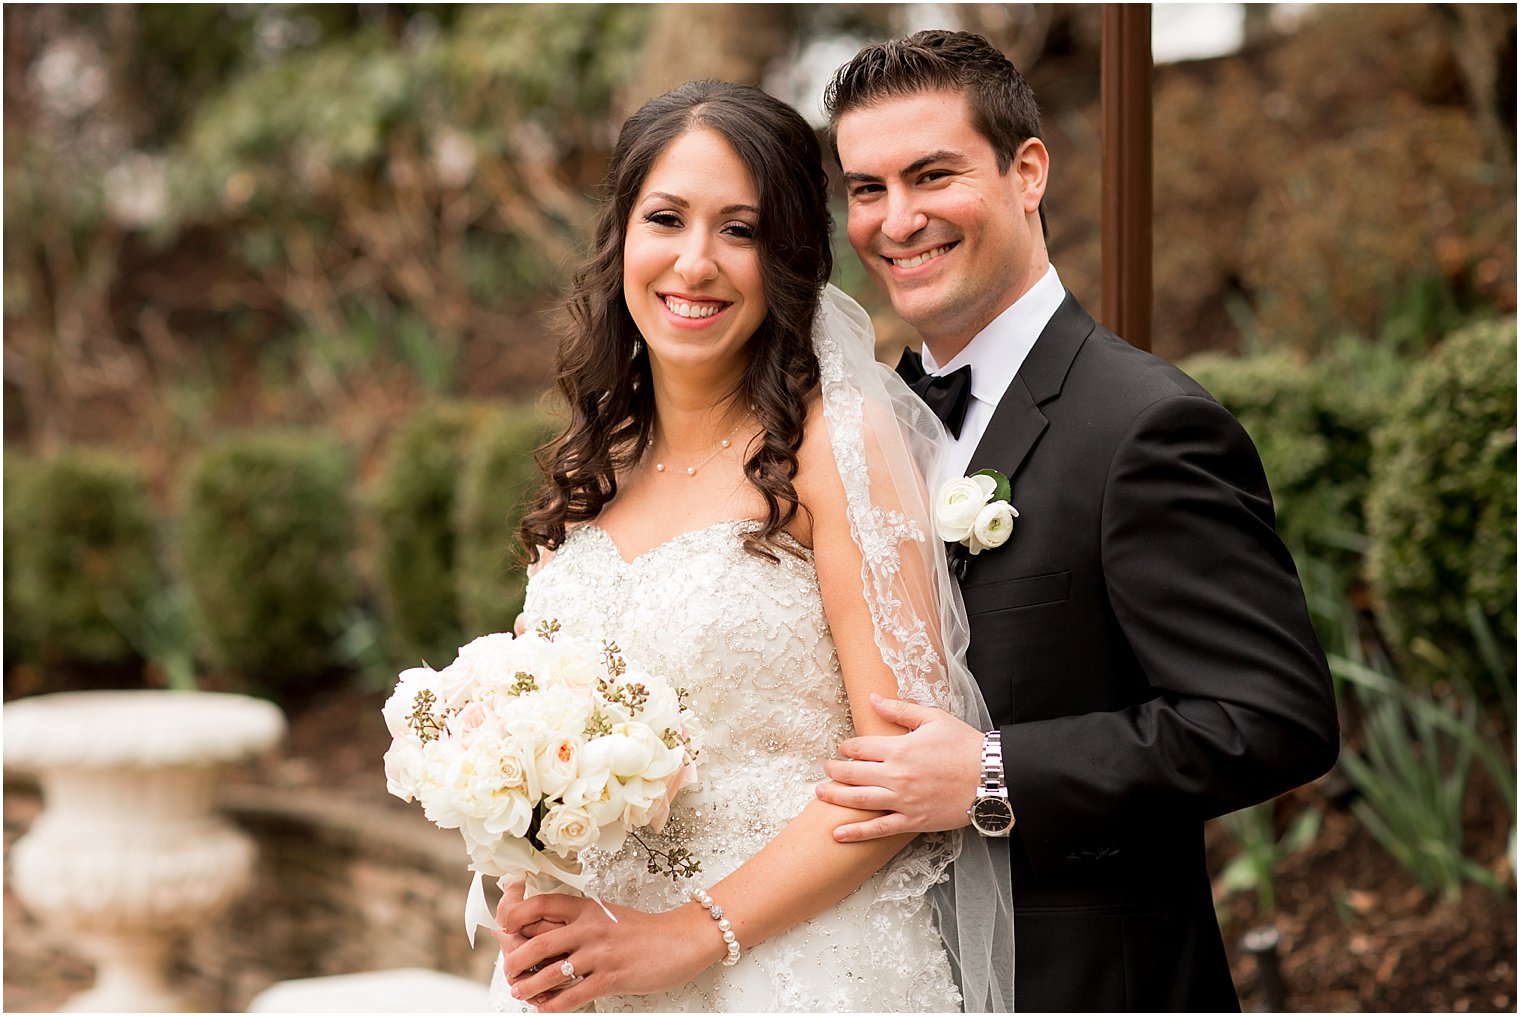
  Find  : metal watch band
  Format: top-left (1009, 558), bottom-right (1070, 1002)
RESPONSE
top-left (980, 729), bottom-right (1006, 796)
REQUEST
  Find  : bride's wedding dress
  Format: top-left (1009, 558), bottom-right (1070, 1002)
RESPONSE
top-left (487, 518), bottom-right (962, 1013)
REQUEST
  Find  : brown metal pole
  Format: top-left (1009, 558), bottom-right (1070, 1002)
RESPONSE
top-left (1101, 4), bottom-right (1154, 352)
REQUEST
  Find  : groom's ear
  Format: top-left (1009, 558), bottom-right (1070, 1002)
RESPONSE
top-left (1010, 137), bottom-right (1050, 217)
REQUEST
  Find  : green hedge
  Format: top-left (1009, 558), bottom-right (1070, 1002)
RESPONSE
top-left (372, 402), bottom-right (493, 668)
top-left (4, 458), bottom-right (38, 669)
top-left (1184, 347), bottom-right (1391, 571)
top-left (178, 430), bottom-right (354, 696)
top-left (454, 408), bottom-right (556, 640)
top-left (1367, 318), bottom-right (1517, 692)
top-left (4, 450), bottom-right (164, 672)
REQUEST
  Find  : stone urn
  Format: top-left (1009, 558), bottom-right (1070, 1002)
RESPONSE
top-left (4, 690), bottom-right (286, 1012)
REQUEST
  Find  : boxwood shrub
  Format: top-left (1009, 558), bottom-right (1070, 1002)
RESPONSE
top-left (4, 457), bottom-right (38, 670)
top-left (372, 402), bottom-right (493, 669)
top-left (5, 449), bottom-right (164, 674)
top-left (1183, 348), bottom-right (1388, 572)
top-left (178, 430), bottom-right (355, 696)
top-left (454, 407), bottom-right (557, 641)
top-left (1366, 318), bottom-right (1517, 692)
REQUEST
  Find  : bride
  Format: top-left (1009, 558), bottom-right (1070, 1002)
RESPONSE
top-left (490, 80), bottom-right (1013, 1013)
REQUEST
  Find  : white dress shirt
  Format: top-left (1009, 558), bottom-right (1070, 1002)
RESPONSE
top-left (921, 264), bottom-right (1067, 489)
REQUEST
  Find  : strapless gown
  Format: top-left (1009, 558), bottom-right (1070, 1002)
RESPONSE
top-left (488, 520), bottom-right (961, 1012)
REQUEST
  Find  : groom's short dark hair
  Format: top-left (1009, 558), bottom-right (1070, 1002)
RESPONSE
top-left (822, 30), bottom-right (1044, 175)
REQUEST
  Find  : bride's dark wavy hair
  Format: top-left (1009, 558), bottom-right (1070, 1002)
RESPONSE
top-left (520, 80), bottom-right (833, 563)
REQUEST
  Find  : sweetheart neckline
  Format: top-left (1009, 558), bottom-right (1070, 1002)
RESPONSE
top-left (576, 518), bottom-right (810, 567)
top-left (579, 518), bottom-right (759, 567)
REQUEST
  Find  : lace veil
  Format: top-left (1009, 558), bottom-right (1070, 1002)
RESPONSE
top-left (812, 284), bottom-right (1015, 1012)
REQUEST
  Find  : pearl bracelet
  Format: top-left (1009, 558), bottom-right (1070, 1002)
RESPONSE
top-left (688, 887), bottom-right (741, 966)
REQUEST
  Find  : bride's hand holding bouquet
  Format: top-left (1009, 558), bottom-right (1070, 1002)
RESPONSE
top-left (381, 619), bottom-right (702, 942)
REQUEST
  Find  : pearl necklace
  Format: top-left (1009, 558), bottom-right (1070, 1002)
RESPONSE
top-left (651, 413), bottom-right (750, 477)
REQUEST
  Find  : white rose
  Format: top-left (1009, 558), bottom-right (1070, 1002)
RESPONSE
top-left (535, 736), bottom-right (581, 800)
top-left (538, 804), bottom-right (600, 858)
top-left (934, 475), bottom-right (995, 543)
top-left (967, 501), bottom-right (1018, 555)
top-left (494, 741), bottom-right (537, 803)
top-left (466, 727), bottom-right (537, 798)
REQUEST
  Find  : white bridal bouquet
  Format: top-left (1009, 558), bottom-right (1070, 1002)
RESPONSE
top-left (382, 619), bottom-right (703, 941)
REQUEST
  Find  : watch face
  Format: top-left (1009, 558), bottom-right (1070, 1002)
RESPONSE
top-left (972, 797), bottom-right (1014, 834)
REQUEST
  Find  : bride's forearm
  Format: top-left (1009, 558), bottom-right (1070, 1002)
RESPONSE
top-left (703, 798), bottom-right (915, 953)
top-left (676, 410), bottom-right (924, 960)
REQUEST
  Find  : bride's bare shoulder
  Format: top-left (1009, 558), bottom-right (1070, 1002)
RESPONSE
top-left (792, 389), bottom-right (846, 520)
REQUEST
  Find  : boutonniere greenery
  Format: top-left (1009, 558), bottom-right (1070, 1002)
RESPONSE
top-left (934, 468), bottom-right (1018, 557)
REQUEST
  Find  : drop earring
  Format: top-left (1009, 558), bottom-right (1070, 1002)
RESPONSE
top-left (630, 337), bottom-right (644, 361)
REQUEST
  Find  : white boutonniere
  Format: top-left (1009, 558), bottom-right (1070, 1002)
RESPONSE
top-left (934, 469), bottom-right (1018, 556)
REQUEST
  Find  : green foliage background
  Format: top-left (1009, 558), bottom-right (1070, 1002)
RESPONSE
top-left (1182, 348), bottom-right (1390, 571)
top-left (372, 401), bottom-right (495, 669)
top-left (1366, 318), bottom-right (1518, 693)
top-left (177, 431), bottom-right (355, 694)
top-left (5, 450), bottom-right (165, 670)
top-left (455, 408), bottom-right (559, 641)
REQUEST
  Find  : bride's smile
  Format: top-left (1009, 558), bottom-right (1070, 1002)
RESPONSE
top-left (623, 127), bottom-right (767, 379)
top-left (657, 292), bottom-right (731, 323)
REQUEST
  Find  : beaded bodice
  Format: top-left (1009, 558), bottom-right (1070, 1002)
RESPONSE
top-left (520, 520), bottom-right (852, 909)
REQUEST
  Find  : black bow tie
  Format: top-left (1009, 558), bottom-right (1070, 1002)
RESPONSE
top-left (897, 349), bottom-right (973, 439)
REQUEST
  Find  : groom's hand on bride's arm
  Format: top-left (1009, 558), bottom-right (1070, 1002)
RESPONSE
top-left (815, 693), bottom-right (983, 841)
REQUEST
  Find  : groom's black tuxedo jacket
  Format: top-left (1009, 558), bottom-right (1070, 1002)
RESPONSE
top-left (911, 293), bottom-right (1338, 1012)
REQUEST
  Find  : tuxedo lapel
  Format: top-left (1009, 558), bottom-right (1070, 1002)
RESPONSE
top-left (977, 376), bottom-right (1046, 481)
top-left (968, 290), bottom-right (1095, 480)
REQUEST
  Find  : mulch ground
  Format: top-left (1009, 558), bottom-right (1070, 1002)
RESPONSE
top-left (1214, 764), bottom-right (1515, 1013)
top-left (5, 684), bottom-right (1516, 1012)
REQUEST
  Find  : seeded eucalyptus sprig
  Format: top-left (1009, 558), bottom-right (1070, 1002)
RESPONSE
top-left (584, 710), bottom-right (614, 739)
top-left (601, 639), bottom-right (628, 678)
top-left (406, 689), bottom-right (448, 742)
top-left (629, 829), bottom-right (703, 881)
top-left (605, 680), bottom-right (650, 714)
top-left (659, 726), bottom-right (700, 760)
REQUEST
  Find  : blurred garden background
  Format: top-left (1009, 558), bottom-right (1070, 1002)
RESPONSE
top-left (3, 3), bottom-right (1515, 1012)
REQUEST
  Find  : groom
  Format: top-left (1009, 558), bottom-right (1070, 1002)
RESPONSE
top-left (814, 30), bottom-right (1339, 1012)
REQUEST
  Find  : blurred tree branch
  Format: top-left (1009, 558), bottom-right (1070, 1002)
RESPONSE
top-left (621, 4), bottom-right (800, 113)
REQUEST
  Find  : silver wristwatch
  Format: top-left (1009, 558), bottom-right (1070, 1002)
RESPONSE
top-left (967, 730), bottom-right (1015, 837)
